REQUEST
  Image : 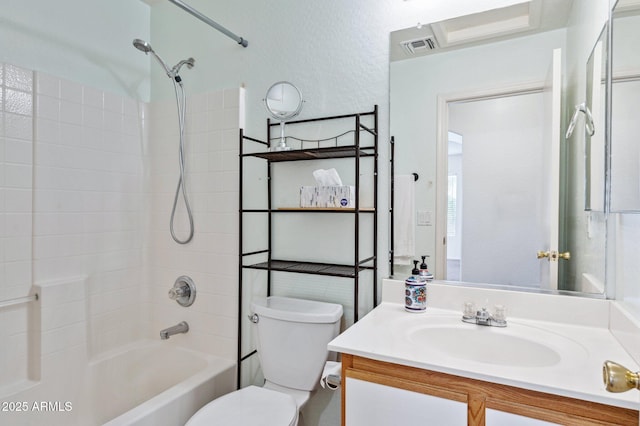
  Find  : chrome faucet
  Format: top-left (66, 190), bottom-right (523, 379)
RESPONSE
top-left (160, 321), bottom-right (189, 339)
top-left (462, 304), bottom-right (507, 327)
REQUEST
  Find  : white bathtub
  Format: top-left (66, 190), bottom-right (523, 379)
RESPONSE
top-left (81, 340), bottom-right (235, 426)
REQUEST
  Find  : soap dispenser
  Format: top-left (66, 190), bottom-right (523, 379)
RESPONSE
top-left (405, 260), bottom-right (426, 313)
top-left (419, 255), bottom-right (434, 282)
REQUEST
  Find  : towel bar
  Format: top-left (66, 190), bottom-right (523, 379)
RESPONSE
top-left (0, 293), bottom-right (38, 309)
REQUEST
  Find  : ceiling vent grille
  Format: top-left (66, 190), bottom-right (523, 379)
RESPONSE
top-left (401, 36), bottom-right (439, 55)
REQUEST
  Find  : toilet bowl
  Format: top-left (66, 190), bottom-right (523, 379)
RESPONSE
top-left (185, 296), bottom-right (343, 426)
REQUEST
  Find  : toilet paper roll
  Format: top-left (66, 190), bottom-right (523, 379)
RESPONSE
top-left (320, 361), bottom-right (341, 390)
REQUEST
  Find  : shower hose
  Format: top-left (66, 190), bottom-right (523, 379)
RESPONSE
top-left (169, 78), bottom-right (194, 244)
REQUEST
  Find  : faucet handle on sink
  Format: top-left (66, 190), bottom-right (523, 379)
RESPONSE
top-left (493, 305), bottom-right (506, 322)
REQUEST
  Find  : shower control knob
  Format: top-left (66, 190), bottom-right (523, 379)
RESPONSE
top-left (169, 276), bottom-right (196, 307)
top-left (168, 286), bottom-right (187, 299)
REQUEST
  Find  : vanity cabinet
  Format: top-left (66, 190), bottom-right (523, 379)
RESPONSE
top-left (345, 376), bottom-right (467, 425)
top-left (485, 409), bottom-right (559, 425)
top-left (341, 354), bottom-right (639, 426)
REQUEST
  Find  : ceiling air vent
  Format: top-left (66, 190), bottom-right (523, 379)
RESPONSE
top-left (401, 36), bottom-right (439, 55)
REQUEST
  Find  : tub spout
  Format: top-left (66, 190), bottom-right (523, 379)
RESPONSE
top-left (160, 321), bottom-right (189, 340)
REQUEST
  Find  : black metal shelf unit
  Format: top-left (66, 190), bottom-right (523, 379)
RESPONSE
top-left (237, 106), bottom-right (378, 386)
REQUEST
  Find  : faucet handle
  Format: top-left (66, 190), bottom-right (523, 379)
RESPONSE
top-left (463, 302), bottom-right (476, 319)
top-left (168, 286), bottom-right (187, 299)
top-left (493, 305), bottom-right (506, 322)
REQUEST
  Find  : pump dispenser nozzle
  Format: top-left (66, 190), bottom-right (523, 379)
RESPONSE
top-left (420, 255), bottom-right (428, 270)
top-left (419, 255), bottom-right (434, 282)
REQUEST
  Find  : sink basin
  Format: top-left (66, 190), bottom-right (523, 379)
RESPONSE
top-left (405, 316), bottom-right (587, 368)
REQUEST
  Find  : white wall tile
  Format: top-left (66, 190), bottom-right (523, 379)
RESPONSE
top-left (5, 89), bottom-right (32, 116)
top-left (4, 112), bottom-right (33, 140)
top-left (2, 70), bottom-right (241, 398)
top-left (82, 105), bottom-right (103, 129)
top-left (103, 92), bottom-right (123, 114)
top-left (28, 72), bottom-right (147, 359)
top-left (0, 65), bottom-right (32, 375)
top-left (5, 64), bottom-right (32, 92)
top-left (35, 72), bottom-right (60, 97)
top-left (5, 139), bottom-right (32, 164)
top-left (60, 79), bottom-right (83, 103)
top-left (59, 99), bottom-right (83, 125)
top-left (82, 86), bottom-right (103, 108)
top-left (147, 87), bottom-right (241, 358)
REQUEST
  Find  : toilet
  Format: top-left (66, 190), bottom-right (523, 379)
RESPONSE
top-left (186, 296), bottom-right (343, 426)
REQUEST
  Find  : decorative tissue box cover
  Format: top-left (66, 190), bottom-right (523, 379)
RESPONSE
top-left (300, 186), bottom-right (355, 208)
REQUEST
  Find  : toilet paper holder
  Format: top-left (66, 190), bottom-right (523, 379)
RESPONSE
top-left (325, 374), bottom-right (341, 388)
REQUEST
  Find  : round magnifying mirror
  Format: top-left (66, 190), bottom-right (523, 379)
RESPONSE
top-left (265, 81), bottom-right (303, 120)
top-left (264, 82), bottom-right (303, 151)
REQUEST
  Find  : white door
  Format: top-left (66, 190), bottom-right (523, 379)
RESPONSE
top-left (539, 48), bottom-right (563, 290)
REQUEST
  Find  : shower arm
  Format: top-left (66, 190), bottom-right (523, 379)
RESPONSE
top-left (167, 0), bottom-right (248, 48)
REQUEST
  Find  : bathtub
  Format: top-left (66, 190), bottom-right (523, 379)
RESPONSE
top-left (81, 340), bottom-right (235, 426)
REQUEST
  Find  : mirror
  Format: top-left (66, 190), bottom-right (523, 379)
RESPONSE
top-left (390, 0), bottom-right (608, 294)
top-left (264, 81), bottom-right (304, 151)
top-left (610, 0), bottom-right (640, 212)
top-left (584, 25), bottom-right (608, 212)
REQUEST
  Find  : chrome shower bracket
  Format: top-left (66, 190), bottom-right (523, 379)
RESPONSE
top-left (169, 275), bottom-right (196, 307)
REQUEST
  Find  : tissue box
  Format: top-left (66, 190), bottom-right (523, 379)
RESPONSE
top-left (300, 186), bottom-right (355, 208)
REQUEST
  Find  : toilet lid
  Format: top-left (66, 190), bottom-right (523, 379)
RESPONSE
top-left (186, 386), bottom-right (298, 426)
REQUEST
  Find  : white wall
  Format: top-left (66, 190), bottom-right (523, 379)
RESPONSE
top-left (0, 0), bottom-right (151, 101)
top-left (609, 6), bottom-right (640, 326)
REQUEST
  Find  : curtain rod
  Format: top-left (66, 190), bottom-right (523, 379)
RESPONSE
top-left (167, 0), bottom-right (248, 48)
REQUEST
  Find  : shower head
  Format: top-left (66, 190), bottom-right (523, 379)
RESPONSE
top-left (132, 38), bottom-right (172, 77)
top-left (132, 38), bottom-right (195, 80)
top-left (133, 38), bottom-right (152, 53)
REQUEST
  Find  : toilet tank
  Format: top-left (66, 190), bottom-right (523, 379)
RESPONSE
top-left (251, 296), bottom-right (343, 391)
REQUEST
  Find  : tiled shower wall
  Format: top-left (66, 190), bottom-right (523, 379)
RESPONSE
top-left (0, 63), bottom-right (34, 386)
top-left (33, 70), bottom-right (147, 357)
top-left (1, 62), bottom-right (242, 393)
top-left (146, 88), bottom-right (242, 360)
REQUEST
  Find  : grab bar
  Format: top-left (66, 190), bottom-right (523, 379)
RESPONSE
top-left (167, 0), bottom-right (249, 47)
top-left (0, 294), bottom-right (38, 309)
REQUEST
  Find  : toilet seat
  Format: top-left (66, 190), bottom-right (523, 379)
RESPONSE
top-left (185, 385), bottom-right (298, 426)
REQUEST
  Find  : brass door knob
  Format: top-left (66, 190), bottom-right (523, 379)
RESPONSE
top-left (537, 251), bottom-right (550, 259)
top-left (603, 360), bottom-right (640, 393)
top-left (537, 250), bottom-right (571, 261)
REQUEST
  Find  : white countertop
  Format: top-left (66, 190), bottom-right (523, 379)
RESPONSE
top-left (329, 299), bottom-right (640, 410)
